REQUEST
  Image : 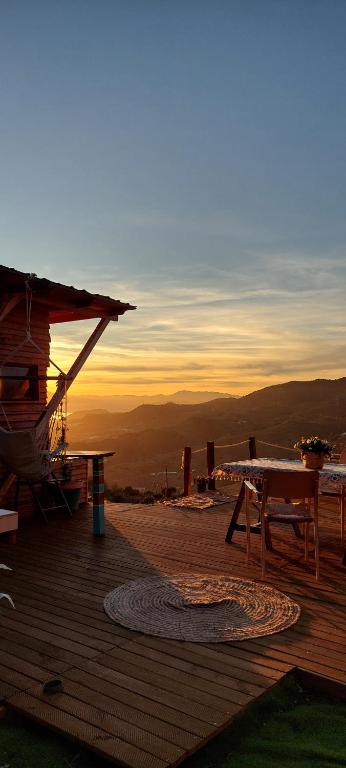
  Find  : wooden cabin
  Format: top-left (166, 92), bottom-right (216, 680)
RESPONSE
top-left (0, 264), bottom-right (135, 518)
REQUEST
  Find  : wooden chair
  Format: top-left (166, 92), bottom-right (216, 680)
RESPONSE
top-left (320, 449), bottom-right (346, 548)
top-left (245, 469), bottom-right (319, 580)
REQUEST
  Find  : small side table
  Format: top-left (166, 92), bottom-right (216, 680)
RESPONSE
top-left (65, 451), bottom-right (114, 536)
top-left (0, 509), bottom-right (18, 543)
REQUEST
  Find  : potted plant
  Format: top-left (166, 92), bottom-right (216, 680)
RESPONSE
top-left (194, 475), bottom-right (208, 493)
top-left (294, 436), bottom-right (332, 469)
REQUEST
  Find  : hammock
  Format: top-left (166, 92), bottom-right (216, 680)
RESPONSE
top-left (0, 426), bottom-right (50, 482)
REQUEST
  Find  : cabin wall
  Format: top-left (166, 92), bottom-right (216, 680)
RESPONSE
top-left (0, 302), bottom-right (49, 517)
top-left (0, 302), bottom-right (49, 429)
top-left (0, 301), bottom-right (88, 518)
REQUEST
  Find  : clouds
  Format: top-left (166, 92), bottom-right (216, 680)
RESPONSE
top-left (47, 247), bottom-right (345, 399)
top-left (2, 2), bottom-right (345, 404)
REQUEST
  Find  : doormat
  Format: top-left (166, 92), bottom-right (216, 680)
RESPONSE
top-left (160, 492), bottom-right (236, 510)
top-left (104, 574), bottom-right (301, 641)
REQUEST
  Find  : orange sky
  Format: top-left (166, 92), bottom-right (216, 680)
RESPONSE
top-left (47, 269), bottom-right (345, 409)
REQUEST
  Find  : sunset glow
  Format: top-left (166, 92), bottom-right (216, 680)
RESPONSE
top-left (2, 2), bottom-right (345, 410)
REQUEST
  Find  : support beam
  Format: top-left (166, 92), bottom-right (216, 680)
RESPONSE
top-left (0, 294), bottom-right (24, 324)
top-left (0, 472), bottom-right (15, 502)
top-left (35, 317), bottom-right (113, 438)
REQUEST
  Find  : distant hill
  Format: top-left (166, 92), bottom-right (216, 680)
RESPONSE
top-left (67, 389), bottom-right (234, 413)
top-left (67, 377), bottom-right (346, 490)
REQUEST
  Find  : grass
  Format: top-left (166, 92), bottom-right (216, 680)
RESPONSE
top-left (184, 675), bottom-right (346, 768)
top-left (0, 676), bottom-right (344, 768)
top-left (0, 716), bottom-right (96, 768)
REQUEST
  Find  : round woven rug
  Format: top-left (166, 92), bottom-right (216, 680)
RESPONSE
top-left (103, 574), bottom-right (300, 642)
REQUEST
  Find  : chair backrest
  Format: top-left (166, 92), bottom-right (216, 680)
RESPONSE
top-left (262, 469), bottom-right (319, 501)
top-left (0, 426), bottom-right (48, 482)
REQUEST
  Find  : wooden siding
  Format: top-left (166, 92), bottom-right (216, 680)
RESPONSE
top-left (0, 490), bottom-right (344, 767)
top-left (0, 301), bottom-right (88, 515)
top-left (0, 303), bottom-right (49, 516)
top-left (0, 302), bottom-right (49, 429)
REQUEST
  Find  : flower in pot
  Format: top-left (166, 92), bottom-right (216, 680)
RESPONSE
top-left (294, 436), bottom-right (332, 469)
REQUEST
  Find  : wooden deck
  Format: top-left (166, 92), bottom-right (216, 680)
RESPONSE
top-left (0, 490), bottom-right (345, 767)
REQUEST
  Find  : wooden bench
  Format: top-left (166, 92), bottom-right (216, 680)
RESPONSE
top-left (0, 509), bottom-right (18, 543)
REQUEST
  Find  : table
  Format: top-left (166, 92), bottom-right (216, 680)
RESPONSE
top-left (213, 458), bottom-right (346, 544)
top-left (65, 451), bottom-right (114, 536)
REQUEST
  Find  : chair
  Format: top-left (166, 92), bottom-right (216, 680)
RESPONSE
top-left (245, 469), bottom-right (319, 580)
top-left (320, 449), bottom-right (346, 548)
top-left (0, 427), bottom-right (71, 522)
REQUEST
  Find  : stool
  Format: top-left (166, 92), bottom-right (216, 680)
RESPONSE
top-left (14, 476), bottom-right (72, 523)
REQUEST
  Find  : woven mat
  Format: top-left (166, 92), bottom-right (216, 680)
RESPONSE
top-left (160, 493), bottom-right (235, 510)
top-left (104, 574), bottom-right (300, 642)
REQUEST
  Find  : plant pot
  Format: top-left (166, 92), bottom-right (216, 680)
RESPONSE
top-left (302, 453), bottom-right (325, 470)
top-left (62, 482), bottom-right (82, 512)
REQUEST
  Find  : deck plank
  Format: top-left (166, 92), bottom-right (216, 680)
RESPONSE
top-left (0, 490), bottom-right (345, 767)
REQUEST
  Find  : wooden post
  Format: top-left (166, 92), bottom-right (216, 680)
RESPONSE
top-left (183, 447), bottom-right (192, 496)
top-left (207, 441), bottom-right (215, 490)
top-left (249, 436), bottom-right (257, 459)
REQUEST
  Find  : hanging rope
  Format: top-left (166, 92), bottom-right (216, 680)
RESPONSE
top-left (256, 439), bottom-right (297, 453)
top-left (1, 280), bottom-right (66, 376)
top-left (0, 402), bottom-right (12, 431)
top-left (214, 439), bottom-right (249, 450)
top-left (190, 439), bottom-right (249, 455)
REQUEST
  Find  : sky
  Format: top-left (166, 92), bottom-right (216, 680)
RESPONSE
top-left (1, 0), bottom-right (345, 406)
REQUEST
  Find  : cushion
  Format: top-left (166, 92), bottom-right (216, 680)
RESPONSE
top-left (265, 501), bottom-right (313, 523)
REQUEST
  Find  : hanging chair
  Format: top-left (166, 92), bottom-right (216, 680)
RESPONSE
top-left (0, 426), bottom-right (49, 483)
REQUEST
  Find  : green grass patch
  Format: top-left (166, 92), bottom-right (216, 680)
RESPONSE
top-left (0, 675), bottom-right (344, 767)
top-left (184, 675), bottom-right (345, 768)
top-left (0, 716), bottom-right (98, 768)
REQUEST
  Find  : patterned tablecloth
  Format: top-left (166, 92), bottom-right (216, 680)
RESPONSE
top-left (213, 458), bottom-right (346, 492)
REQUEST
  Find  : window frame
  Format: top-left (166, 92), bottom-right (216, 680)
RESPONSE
top-left (0, 363), bottom-right (40, 402)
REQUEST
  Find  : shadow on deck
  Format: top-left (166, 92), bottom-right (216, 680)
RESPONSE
top-left (0, 490), bottom-right (344, 767)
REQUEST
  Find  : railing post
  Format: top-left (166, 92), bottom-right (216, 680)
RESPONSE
top-left (183, 447), bottom-right (192, 496)
top-left (207, 441), bottom-right (215, 490)
top-left (249, 436), bottom-right (257, 459)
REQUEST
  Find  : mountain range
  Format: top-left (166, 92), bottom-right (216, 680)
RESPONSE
top-left (67, 389), bottom-right (234, 414)
top-left (67, 377), bottom-right (346, 490)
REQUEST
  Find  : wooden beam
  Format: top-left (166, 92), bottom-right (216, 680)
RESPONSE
top-left (49, 310), bottom-right (119, 324)
top-left (207, 441), bottom-right (215, 490)
top-left (249, 436), bottom-right (257, 459)
top-left (0, 472), bottom-right (15, 502)
top-left (0, 294), bottom-right (24, 323)
top-left (35, 317), bottom-right (113, 438)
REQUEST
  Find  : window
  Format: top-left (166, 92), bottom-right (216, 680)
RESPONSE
top-left (0, 364), bottom-right (39, 401)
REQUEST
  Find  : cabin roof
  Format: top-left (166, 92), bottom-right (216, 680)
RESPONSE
top-left (0, 265), bottom-right (136, 323)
